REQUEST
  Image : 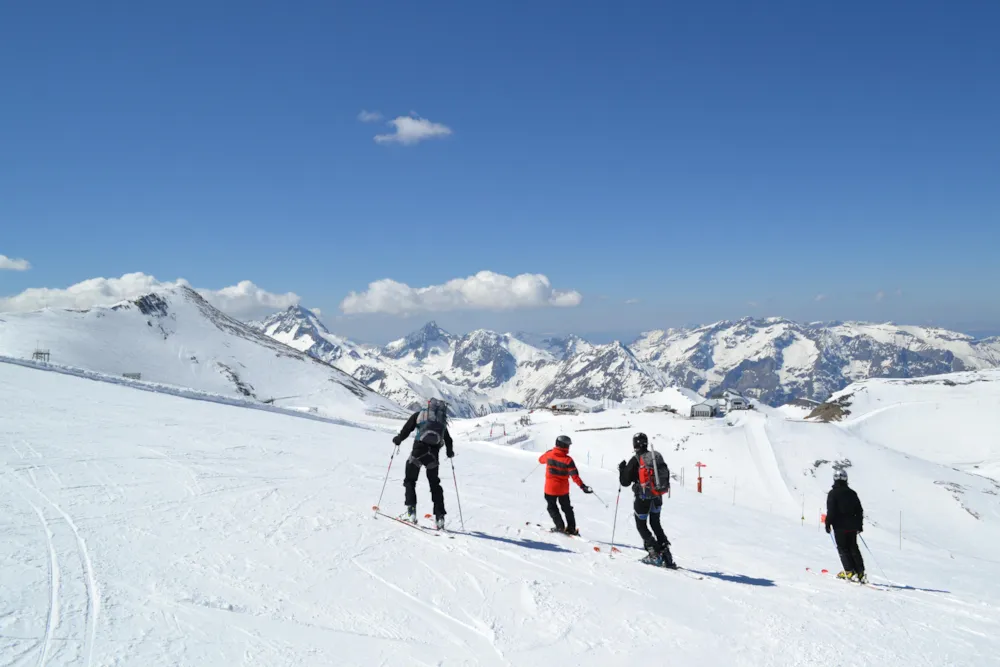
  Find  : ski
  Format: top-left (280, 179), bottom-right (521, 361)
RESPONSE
top-left (806, 567), bottom-right (887, 591)
top-left (372, 506), bottom-right (454, 538)
top-left (524, 521), bottom-right (601, 551)
top-left (637, 558), bottom-right (703, 579)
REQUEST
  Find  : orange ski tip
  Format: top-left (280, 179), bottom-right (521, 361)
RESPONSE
top-left (372, 505), bottom-right (379, 510)
top-left (425, 514), bottom-right (433, 519)
top-left (821, 569), bottom-right (829, 574)
top-left (593, 546), bottom-right (601, 552)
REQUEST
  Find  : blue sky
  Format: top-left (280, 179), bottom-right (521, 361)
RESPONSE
top-left (1, 1), bottom-right (998, 342)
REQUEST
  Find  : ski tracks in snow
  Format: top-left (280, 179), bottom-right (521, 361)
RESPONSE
top-left (2, 445), bottom-right (101, 667)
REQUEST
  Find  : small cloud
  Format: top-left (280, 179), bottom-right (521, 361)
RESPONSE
top-left (624, 298), bottom-right (640, 305)
top-left (894, 288), bottom-right (903, 297)
top-left (0, 272), bottom-right (299, 321)
top-left (814, 294), bottom-right (827, 302)
top-left (747, 301), bottom-right (759, 308)
top-left (309, 307), bottom-right (322, 317)
top-left (375, 115), bottom-right (452, 146)
top-left (357, 110), bottom-right (382, 123)
top-left (0, 255), bottom-right (31, 271)
top-left (875, 290), bottom-right (886, 302)
top-left (340, 271), bottom-right (581, 315)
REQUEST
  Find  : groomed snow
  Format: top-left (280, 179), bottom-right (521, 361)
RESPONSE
top-left (2, 361), bottom-right (999, 666)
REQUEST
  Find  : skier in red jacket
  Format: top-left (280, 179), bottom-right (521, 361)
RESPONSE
top-left (538, 435), bottom-right (593, 535)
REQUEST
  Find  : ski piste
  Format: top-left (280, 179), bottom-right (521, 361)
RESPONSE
top-left (805, 567), bottom-right (887, 591)
top-left (372, 506), bottom-right (455, 539)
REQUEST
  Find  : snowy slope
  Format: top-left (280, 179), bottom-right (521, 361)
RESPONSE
top-left (3, 361), bottom-right (1000, 666)
top-left (815, 370), bottom-right (1000, 479)
top-left (0, 287), bottom-right (404, 421)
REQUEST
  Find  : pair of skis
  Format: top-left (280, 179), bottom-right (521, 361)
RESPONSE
top-left (524, 522), bottom-right (704, 579)
top-left (372, 506), bottom-right (455, 539)
top-left (805, 567), bottom-right (888, 591)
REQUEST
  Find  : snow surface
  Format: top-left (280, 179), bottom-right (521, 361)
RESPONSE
top-left (3, 360), bottom-right (999, 665)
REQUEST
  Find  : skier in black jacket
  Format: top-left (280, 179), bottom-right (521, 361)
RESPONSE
top-left (392, 398), bottom-right (454, 529)
top-left (825, 469), bottom-right (866, 583)
top-left (619, 432), bottom-right (675, 567)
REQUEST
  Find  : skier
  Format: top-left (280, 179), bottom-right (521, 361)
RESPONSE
top-left (538, 435), bottom-right (593, 535)
top-left (392, 398), bottom-right (454, 529)
top-left (825, 469), bottom-right (866, 583)
top-left (618, 432), bottom-right (675, 568)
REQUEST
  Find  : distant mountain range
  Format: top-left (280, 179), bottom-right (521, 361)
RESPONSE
top-left (251, 307), bottom-right (1000, 414)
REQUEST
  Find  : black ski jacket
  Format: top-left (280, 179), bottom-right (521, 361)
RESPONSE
top-left (393, 411), bottom-right (454, 457)
top-left (826, 480), bottom-right (864, 532)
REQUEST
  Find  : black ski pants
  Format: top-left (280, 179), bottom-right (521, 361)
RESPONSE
top-left (545, 493), bottom-right (576, 532)
top-left (634, 496), bottom-right (669, 551)
top-left (834, 529), bottom-right (865, 575)
top-left (404, 444), bottom-right (446, 517)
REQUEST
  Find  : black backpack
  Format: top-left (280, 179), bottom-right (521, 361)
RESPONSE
top-left (415, 399), bottom-right (448, 446)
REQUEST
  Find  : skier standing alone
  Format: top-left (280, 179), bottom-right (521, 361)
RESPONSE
top-left (619, 432), bottom-right (676, 568)
top-left (392, 398), bottom-right (453, 529)
top-left (825, 469), bottom-right (866, 583)
top-left (538, 435), bottom-right (593, 535)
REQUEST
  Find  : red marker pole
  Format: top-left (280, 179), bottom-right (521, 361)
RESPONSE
top-left (695, 462), bottom-right (707, 494)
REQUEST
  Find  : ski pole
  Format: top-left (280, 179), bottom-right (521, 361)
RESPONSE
top-left (609, 486), bottom-right (622, 557)
top-left (373, 444), bottom-right (399, 516)
top-left (859, 534), bottom-right (893, 585)
top-left (450, 458), bottom-right (466, 531)
top-left (521, 463), bottom-right (541, 483)
top-left (590, 488), bottom-right (609, 508)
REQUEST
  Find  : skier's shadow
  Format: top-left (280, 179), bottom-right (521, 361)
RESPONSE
top-left (462, 531), bottom-right (574, 554)
top-left (685, 569), bottom-right (777, 587)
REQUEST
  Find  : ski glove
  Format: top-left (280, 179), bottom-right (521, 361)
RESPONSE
top-left (618, 460), bottom-right (627, 472)
top-left (825, 524), bottom-right (831, 534)
top-left (392, 436), bottom-right (402, 447)
top-left (446, 449), bottom-right (455, 458)
top-left (582, 485), bottom-right (594, 494)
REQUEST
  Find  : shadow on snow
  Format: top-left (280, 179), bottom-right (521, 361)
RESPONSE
top-left (461, 530), bottom-right (574, 554)
top-left (686, 569), bottom-right (778, 587)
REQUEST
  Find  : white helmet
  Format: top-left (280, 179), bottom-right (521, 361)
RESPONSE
top-left (833, 469), bottom-right (849, 482)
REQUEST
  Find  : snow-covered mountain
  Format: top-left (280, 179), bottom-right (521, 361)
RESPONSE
top-left (632, 317), bottom-right (1000, 405)
top-left (252, 309), bottom-right (1000, 410)
top-left (0, 286), bottom-right (405, 421)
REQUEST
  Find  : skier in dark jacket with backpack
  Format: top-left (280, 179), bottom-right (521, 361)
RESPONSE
top-left (393, 398), bottom-right (453, 529)
top-left (825, 469), bottom-right (866, 582)
top-left (619, 432), bottom-right (675, 568)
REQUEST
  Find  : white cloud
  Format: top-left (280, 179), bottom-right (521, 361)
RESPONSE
top-left (357, 109), bottom-right (382, 123)
top-left (340, 271), bottom-right (582, 315)
top-left (375, 115), bottom-right (452, 146)
top-left (0, 272), bottom-right (299, 321)
top-left (747, 301), bottom-right (759, 307)
top-left (624, 298), bottom-right (640, 305)
top-left (815, 294), bottom-right (827, 302)
top-left (875, 290), bottom-right (886, 302)
top-left (309, 307), bottom-right (322, 317)
top-left (0, 255), bottom-right (31, 271)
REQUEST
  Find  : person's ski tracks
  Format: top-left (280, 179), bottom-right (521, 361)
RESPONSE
top-left (28, 502), bottom-right (59, 667)
top-left (10, 468), bottom-right (101, 667)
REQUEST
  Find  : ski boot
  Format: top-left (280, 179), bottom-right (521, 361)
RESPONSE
top-left (405, 505), bottom-right (418, 524)
top-left (856, 572), bottom-right (868, 584)
top-left (660, 545), bottom-right (678, 569)
top-left (435, 515), bottom-right (446, 531)
top-left (641, 546), bottom-right (664, 567)
top-left (564, 527), bottom-right (580, 537)
top-left (836, 571), bottom-right (854, 581)
top-left (549, 525), bottom-right (566, 533)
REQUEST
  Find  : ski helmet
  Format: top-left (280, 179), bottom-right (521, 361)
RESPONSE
top-left (555, 435), bottom-right (572, 449)
top-left (833, 469), bottom-right (848, 482)
top-left (632, 432), bottom-right (649, 452)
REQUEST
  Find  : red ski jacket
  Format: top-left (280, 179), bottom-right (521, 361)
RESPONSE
top-left (539, 447), bottom-right (584, 496)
